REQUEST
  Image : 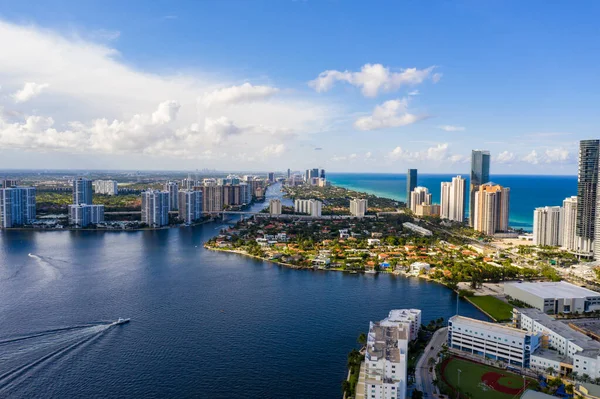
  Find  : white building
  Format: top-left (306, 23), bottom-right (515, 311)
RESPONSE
top-left (440, 182), bottom-right (451, 220)
top-left (504, 281), bottom-right (600, 314)
top-left (364, 318), bottom-right (409, 399)
top-left (409, 262), bottom-right (430, 276)
top-left (94, 180), bottom-right (118, 196)
top-left (0, 187), bottom-right (36, 228)
top-left (73, 178), bottom-right (93, 205)
top-left (141, 190), bottom-right (170, 228)
top-left (409, 187), bottom-right (431, 213)
top-left (350, 198), bottom-right (368, 217)
top-left (294, 199), bottom-right (322, 217)
top-left (448, 315), bottom-right (540, 368)
top-left (473, 183), bottom-right (510, 235)
top-left (533, 206), bottom-right (562, 246)
top-left (562, 196), bottom-right (578, 252)
top-left (178, 190), bottom-right (202, 225)
top-left (380, 309), bottom-right (422, 341)
top-left (69, 204), bottom-right (104, 227)
top-left (447, 175), bottom-right (466, 222)
top-left (269, 199), bottom-right (282, 215)
top-left (402, 222), bottom-right (432, 236)
top-left (165, 182), bottom-right (179, 211)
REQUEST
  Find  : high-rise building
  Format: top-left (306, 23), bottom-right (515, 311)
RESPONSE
top-left (269, 199), bottom-right (282, 215)
top-left (141, 190), bottom-right (170, 228)
top-left (363, 313), bottom-right (409, 399)
top-left (69, 204), bottom-right (104, 227)
top-left (294, 199), bottom-right (322, 217)
top-left (473, 183), bottom-right (510, 235)
top-left (409, 186), bottom-right (431, 213)
top-left (287, 169), bottom-right (291, 179)
top-left (164, 182), bottom-right (179, 211)
top-left (201, 185), bottom-right (223, 213)
top-left (562, 196), bottom-right (578, 251)
top-left (73, 178), bottom-right (93, 205)
top-left (320, 169), bottom-right (326, 179)
top-left (178, 190), bottom-right (202, 225)
top-left (533, 206), bottom-right (562, 246)
top-left (0, 179), bottom-right (18, 188)
top-left (406, 169), bottom-right (417, 209)
top-left (350, 199), bottom-right (368, 217)
top-left (267, 172), bottom-right (275, 183)
top-left (0, 187), bottom-right (36, 228)
top-left (469, 150), bottom-right (491, 226)
top-left (441, 176), bottom-right (467, 222)
top-left (94, 180), bottom-right (118, 196)
top-left (574, 140), bottom-right (600, 257)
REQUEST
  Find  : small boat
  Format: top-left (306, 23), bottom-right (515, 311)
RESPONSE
top-left (114, 318), bottom-right (130, 325)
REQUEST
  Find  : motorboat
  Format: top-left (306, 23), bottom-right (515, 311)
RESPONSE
top-left (114, 318), bottom-right (130, 325)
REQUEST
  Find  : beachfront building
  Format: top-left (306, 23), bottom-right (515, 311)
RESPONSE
top-left (270, 199), bottom-right (282, 216)
top-left (379, 309), bottom-right (422, 341)
top-left (69, 204), bottom-right (104, 227)
top-left (178, 190), bottom-right (202, 225)
top-left (350, 198), bottom-right (368, 217)
top-left (562, 196), bottom-right (578, 251)
top-left (472, 182), bottom-right (510, 235)
top-left (364, 316), bottom-right (409, 399)
top-left (406, 169), bottom-right (417, 209)
top-left (94, 180), bottom-right (118, 196)
top-left (533, 206), bottom-right (562, 246)
top-left (447, 315), bottom-right (540, 368)
top-left (141, 190), bottom-right (170, 228)
top-left (440, 176), bottom-right (467, 222)
top-left (409, 187), bottom-right (431, 214)
top-left (469, 150), bottom-right (491, 227)
top-left (294, 199), bottom-right (322, 217)
top-left (575, 140), bottom-right (600, 257)
top-left (0, 186), bottom-right (37, 228)
top-left (504, 281), bottom-right (600, 314)
top-left (414, 203), bottom-right (440, 217)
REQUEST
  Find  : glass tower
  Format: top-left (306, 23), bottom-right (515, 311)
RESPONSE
top-left (469, 150), bottom-right (490, 226)
top-left (406, 169), bottom-right (417, 208)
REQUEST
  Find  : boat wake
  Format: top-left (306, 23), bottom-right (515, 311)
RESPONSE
top-left (0, 322), bottom-right (116, 393)
top-left (27, 253), bottom-right (62, 280)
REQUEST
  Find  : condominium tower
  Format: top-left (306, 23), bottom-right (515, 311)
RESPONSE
top-left (73, 178), bottom-right (93, 205)
top-left (533, 206), bottom-right (562, 246)
top-left (165, 182), bottom-right (179, 211)
top-left (473, 183), bottom-right (510, 235)
top-left (269, 199), bottom-right (282, 215)
top-left (69, 204), bottom-right (104, 227)
top-left (406, 169), bottom-right (417, 209)
top-left (562, 196), bottom-right (578, 251)
top-left (178, 190), bottom-right (202, 225)
top-left (350, 199), bottom-right (368, 217)
top-left (0, 187), bottom-right (36, 228)
top-left (94, 180), bottom-right (118, 195)
top-left (440, 175), bottom-right (466, 222)
top-left (409, 186), bottom-right (431, 214)
top-left (141, 190), bottom-right (170, 227)
top-left (469, 150), bottom-right (491, 226)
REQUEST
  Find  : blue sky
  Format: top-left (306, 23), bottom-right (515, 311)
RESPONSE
top-left (0, 0), bottom-right (598, 174)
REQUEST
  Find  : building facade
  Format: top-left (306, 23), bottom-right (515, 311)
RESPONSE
top-left (165, 182), bottom-right (179, 211)
top-left (141, 190), bottom-right (170, 227)
top-left (469, 150), bottom-right (491, 227)
top-left (178, 190), bottom-right (202, 224)
top-left (94, 180), bottom-right (118, 195)
top-left (577, 140), bottom-right (600, 256)
top-left (533, 206), bottom-right (562, 246)
top-left (562, 196), bottom-right (578, 251)
top-left (473, 183), bottom-right (510, 235)
top-left (350, 199), bottom-right (368, 217)
top-left (73, 178), bottom-right (93, 205)
top-left (294, 199), bottom-right (322, 217)
top-left (0, 187), bottom-right (36, 228)
top-left (269, 199), bottom-right (282, 215)
top-left (409, 187), bottom-right (431, 214)
top-left (201, 185), bottom-right (224, 213)
top-left (69, 204), bottom-right (104, 227)
top-left (406, 169), bottom-right (417, 209)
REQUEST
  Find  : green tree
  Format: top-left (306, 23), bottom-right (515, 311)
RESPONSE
top-left (357, 333), bottom-right (367, 345)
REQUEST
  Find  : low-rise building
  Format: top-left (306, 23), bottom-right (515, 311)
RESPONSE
top-left (402, 223), bottom-right (432, 236)
top-left (504, 281), bottom-right (600, 314)
top-left (409, 262), bottom-right (430, 276)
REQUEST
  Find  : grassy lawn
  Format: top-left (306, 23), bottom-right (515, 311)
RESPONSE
top-left (467, 295), bottom-right (513, 321)
top-left (442, 357), bottom-right (528, 399)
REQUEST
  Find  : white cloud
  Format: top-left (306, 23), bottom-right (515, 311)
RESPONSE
top-left (12, 82), bottom-right (50, 103)
top-left (544, 148), bottom-right (571, 163)
top-left (354, 98), bottom-right (427, 131)
top-left (408, 90), bottom-right (420, 96)
top-left (495, 151), bottom-right (515, 164)
top-left (262, 144), bottom-right (285, 157)
top-left (309, 63), bottom-right (437, 97)
top-left (437, 125), bottom-right (465, 132)
top-left (204, 116), bottom-right (241, 144)
top-left (386, 143), bottom-right (464, 163)
top-left (201, 83), bottom-right (280, 107)
top-left (522, 150), bottom-right (540, 164)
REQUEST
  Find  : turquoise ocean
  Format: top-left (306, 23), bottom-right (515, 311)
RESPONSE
top-left (328, 173), bottom-right (578, 232)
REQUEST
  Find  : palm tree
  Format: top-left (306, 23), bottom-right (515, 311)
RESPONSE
top-left (546, 366), bottom-right (555, 376)
top-left (357, 333), bottom-right (367, 346)
top-left (571, 371), bottom-right (579, 382)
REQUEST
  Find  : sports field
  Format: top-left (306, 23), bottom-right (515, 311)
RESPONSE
top-left (466, 295), bottom-right (514, 321)
top-left (441, 357), bottom-right (529, 399)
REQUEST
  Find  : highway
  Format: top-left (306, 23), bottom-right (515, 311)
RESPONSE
top-left (415, 327), bottom-right (447, 398)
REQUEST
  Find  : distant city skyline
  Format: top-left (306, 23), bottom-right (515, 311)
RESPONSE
top-left (0, 2), bottom-right (598, 173)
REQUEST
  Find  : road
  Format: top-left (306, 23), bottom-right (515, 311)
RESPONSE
top-left (415, 327), bottom-right (447, 398)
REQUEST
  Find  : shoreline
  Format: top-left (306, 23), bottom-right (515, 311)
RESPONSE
top-left (2, 218), bottom-right (216, 232)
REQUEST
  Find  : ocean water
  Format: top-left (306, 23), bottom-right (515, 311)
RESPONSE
top-left (328, 173), bottom-right (578, 231)
top-left (0, 184), bottom-right (487, 398)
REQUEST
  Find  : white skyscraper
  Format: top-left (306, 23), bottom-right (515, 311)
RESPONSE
top-left (409, 187), bottom-right (431, 213)
top-left (349, 198), bottom-right (368, 217)
top-left (294, 199), bottom-right (322, 217)
top-left (178, 190), bottom-right (202, 225)
top-left (94, 180), bottom-right (118, 195)
top-left (440, 182), bottom-right (451, 219)
top-left (141, 190), bottom-right (170, 228)
top-left (0, 187), bottom-right (36, 228)
top-left (165, 182), bottom-right (179, 211)
top-left (562, 196), bottom-right (578, 251)
top-left (533, 206), bottom-right (562, 246)
top-left (449, 175), bottom-right (467, 222)
top-left (269, 199), bottom-right (282, 215)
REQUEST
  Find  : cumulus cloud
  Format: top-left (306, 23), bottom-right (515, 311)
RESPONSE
top-left (408, 90), bottom-right (420, 96)
top-left (12, 82), bottom-right (50, 103)
top-left (522, 150), bottom-right (540, 164)
top-left (309, 63), bottom-right (437, 97)
top-left (495, 151), bottom-right (515, 164)
top-left (262, 144), bottom-right (285, 157)
top-left (354, 98), bottom-right (427, 131)
top-left (201, 83), bottom-right (280, 107)
top-left (437, 125), bottom-right (465, 132)
top-left (387, 143), bottom-right (466, 163)
top-left (521, 148), bottom-right (573, 165)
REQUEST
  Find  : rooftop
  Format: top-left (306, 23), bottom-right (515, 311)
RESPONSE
top-left (450, 315), bottom-right (531, 339)
top-left (366, 321), bottom-right (408, 364)
top-left (505, 281), bottom-right (600, 299)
